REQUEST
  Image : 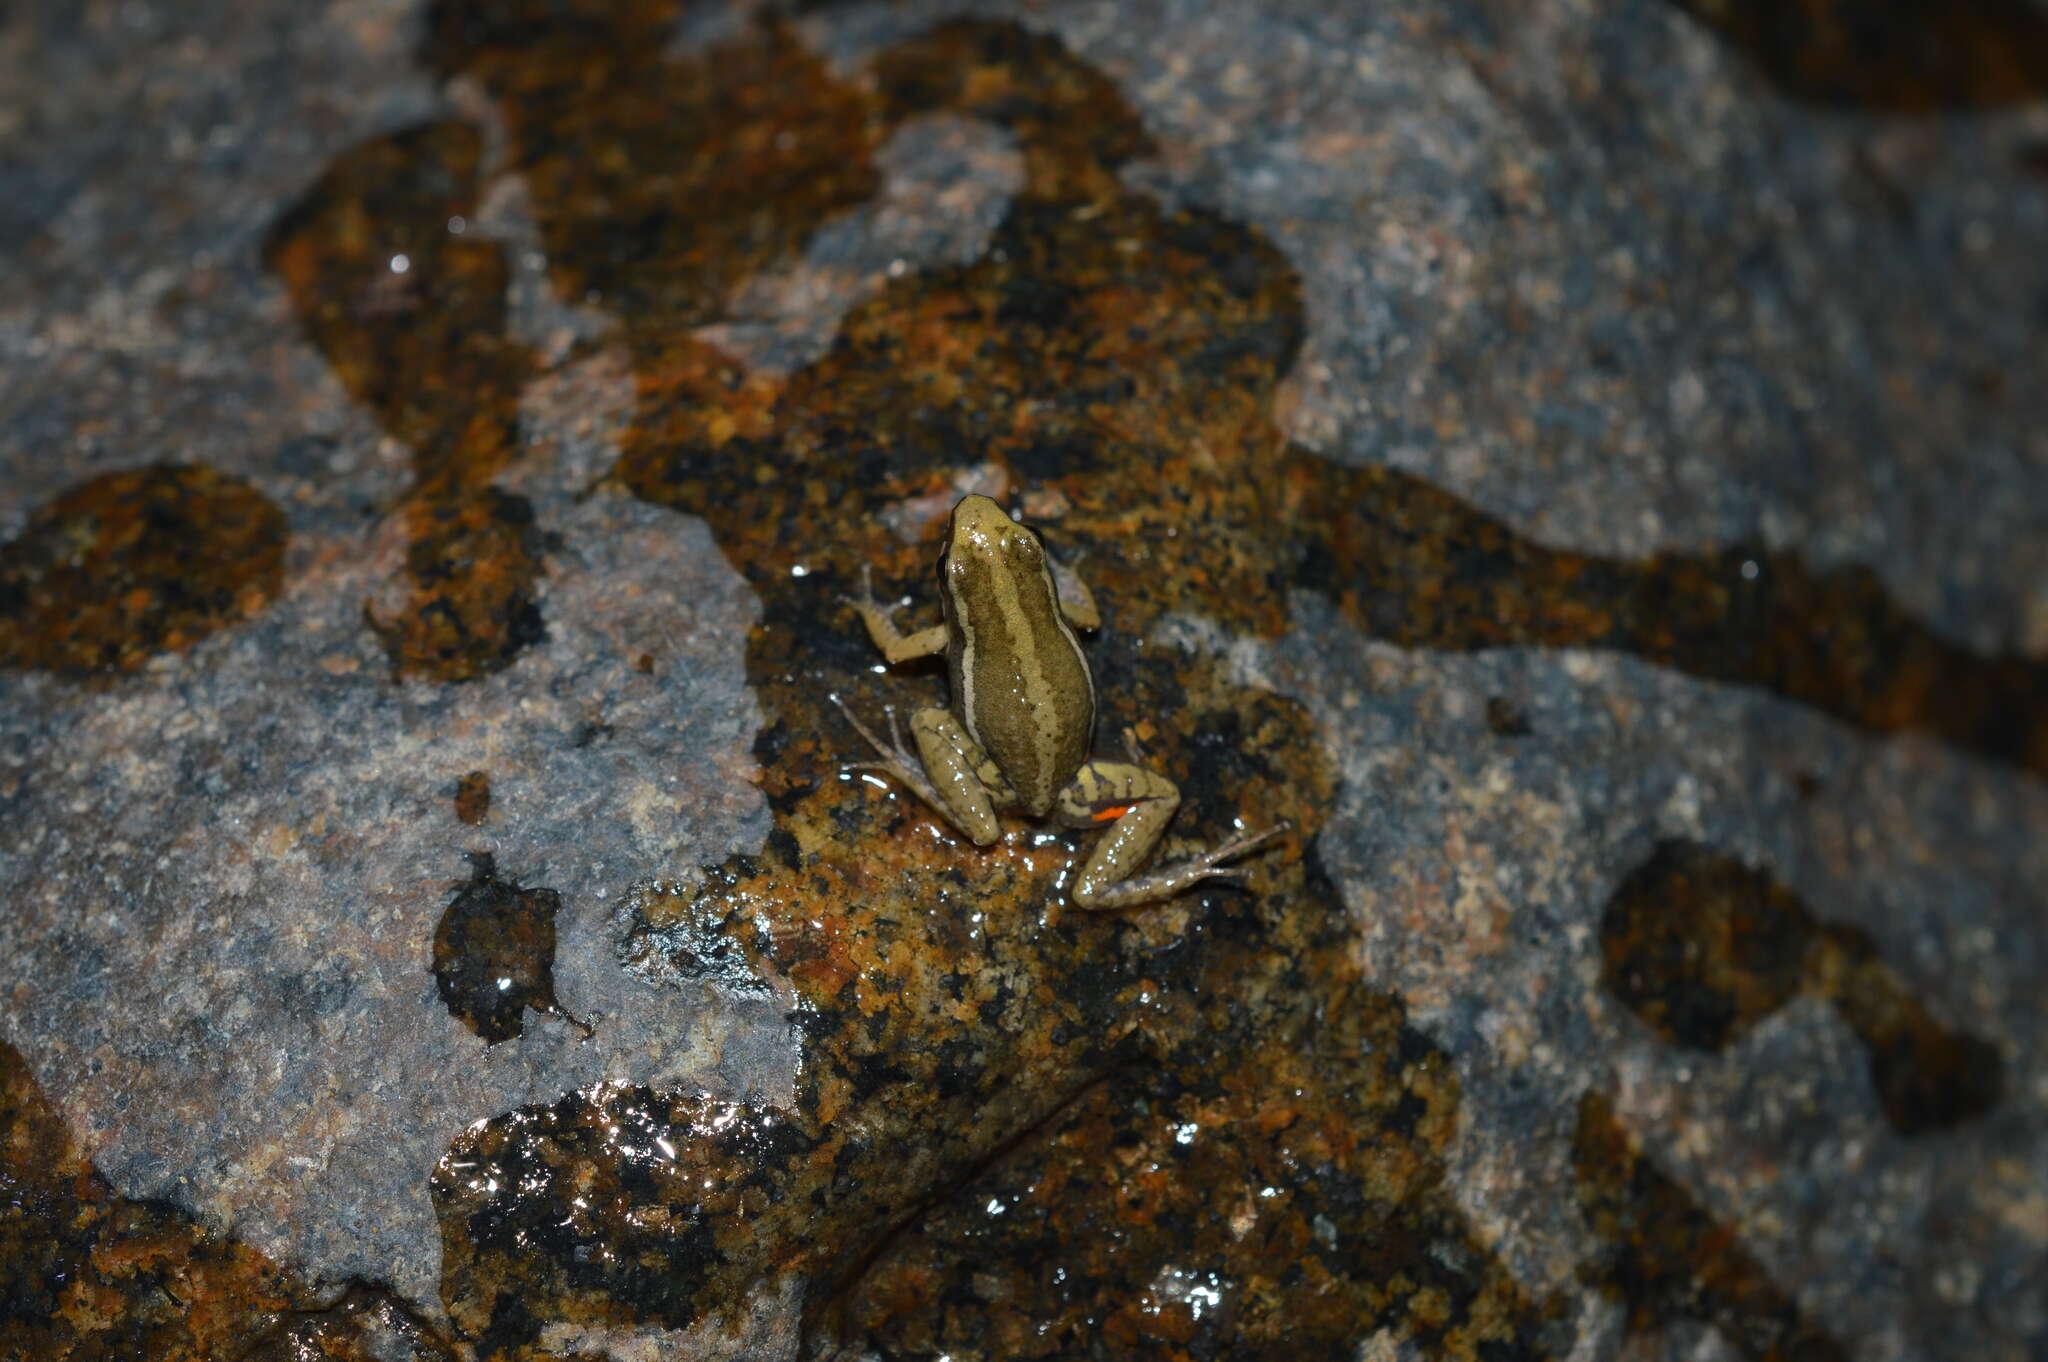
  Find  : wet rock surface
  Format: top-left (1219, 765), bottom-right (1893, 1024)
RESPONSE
top-left (2, 2), bottom-right (2045, 1360)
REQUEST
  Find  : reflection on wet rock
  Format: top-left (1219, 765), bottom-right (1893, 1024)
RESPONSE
top-left (236, 1283), bottom-right (454, 1362)
top-left (434, 1087), bottom-right (814, 1348)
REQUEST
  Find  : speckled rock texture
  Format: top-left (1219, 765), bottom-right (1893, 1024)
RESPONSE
top-left (1, 2), bottom-right (2044, 1360)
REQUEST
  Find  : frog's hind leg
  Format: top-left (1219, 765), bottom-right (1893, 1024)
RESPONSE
top-left (1057, 760), bottom-right (1289, 910)
top-left (833, 697), bottom-right (1010, 845)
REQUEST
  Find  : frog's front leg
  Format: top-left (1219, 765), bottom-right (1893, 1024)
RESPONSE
top-left (834, 699), bottom-right (1014, 845)
top-left (1056, 760), bottom-right (1289, 909)
top-left (845, 565), bottom-right (948, 663)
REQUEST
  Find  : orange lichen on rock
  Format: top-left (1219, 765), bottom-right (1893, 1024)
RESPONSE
top-left (0, 464), bottom-right (286, 675)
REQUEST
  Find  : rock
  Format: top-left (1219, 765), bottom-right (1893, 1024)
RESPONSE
top-left (2, 2), bottom-right (2042, 1359)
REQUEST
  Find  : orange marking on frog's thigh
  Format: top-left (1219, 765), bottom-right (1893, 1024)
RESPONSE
top-left (1091, 804), bottom-right (1138, 822)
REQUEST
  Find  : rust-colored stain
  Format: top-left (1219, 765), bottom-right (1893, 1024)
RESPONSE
top-left (0, 1040), bottom-right (290, 1358)
top-left (454, 769), bottom-right (492, 825)
top-left (1601, 839), bottom-right (2002, 1134)
top-left (1574, 1089), bottom-right (1849, 1362)
top-left (419, 1), bottom-right (884, 343)
top-left (1670, 0), bottom-right (2048, 110)
top-left (432, 852), bottom-right (587, 1045)
top-left (0, 463), bottom-right (285, 675)
top-left (0, 1039), bottom-right (448, 1361)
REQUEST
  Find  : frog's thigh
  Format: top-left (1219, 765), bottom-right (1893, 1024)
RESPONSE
top-left (909, 707), bottom-right (1008, 845)
top-left (1057, 760), bottom-right (1179, 905)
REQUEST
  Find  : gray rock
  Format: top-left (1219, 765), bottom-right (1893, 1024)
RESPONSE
top-left (2, 1), bottom-right (2042, 1358)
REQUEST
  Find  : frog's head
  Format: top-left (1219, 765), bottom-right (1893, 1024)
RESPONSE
top-left (939, 493), bottom-right (1052, 619)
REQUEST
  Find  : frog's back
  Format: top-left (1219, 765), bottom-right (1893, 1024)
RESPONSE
top-left (944, 526), bottom-right (1093, 817)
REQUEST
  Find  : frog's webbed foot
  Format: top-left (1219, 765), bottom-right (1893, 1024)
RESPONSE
top-left (832, 695), bottom-right (938, 803)
top-left (1080, 819), bottom-right (1291, 910)
top-left (1168, 822), bottom-right (1292, 886)
top-left (1059, 758), bottom-right (1291, 909)
top-left (832, 695), bottom-right (1004, 845)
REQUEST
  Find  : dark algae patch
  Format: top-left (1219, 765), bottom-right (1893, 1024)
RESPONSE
top-left (236, 1283), bottom-right (454, 1362)
top-left (1574, 1089), bottom-right (1850, 1362)
top-left (454, 768), bottom-right (492, 826)
top-left (265, 120), bottom-right (544, 683)
top-left (434, 696), bottom-right (1565, 1358)
top-left (1282, 460), bottom-right (2048, 775)
top-left (0, 1039), bottom-right (450, 1361)
top-left (0, 463), bottom-right (286, 675)
top-left (1667, 0), bottom-right (2048, 110)
top-left (837, 970), bottom-right (1550, 1359)
top-left (1601, 839), bottom-right (2003, 1134)
top-left (433, 852), bottom-right (587, 1045)
top-left (0, 1038), bottom-right (291, 1360)
top-left (1486, 696), bottom-right (1534, 738)
top-left (418, 0), bottom-right (883, 341)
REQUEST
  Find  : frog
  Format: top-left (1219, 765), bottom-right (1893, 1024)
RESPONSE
top-left (835, 494), bottom-right (1288, 909)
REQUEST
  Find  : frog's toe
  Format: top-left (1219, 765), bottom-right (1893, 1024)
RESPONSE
top-left (831, 694), bottom-right (895, 756)
top-left (1118, 725), bottom-right (1152, 765)
top-left (840, 564), bottom-right (880, 610)
top-left (1201, 821), bottom-right (1292, 869)
top-left (831, 696), bottom-right (924, 783)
